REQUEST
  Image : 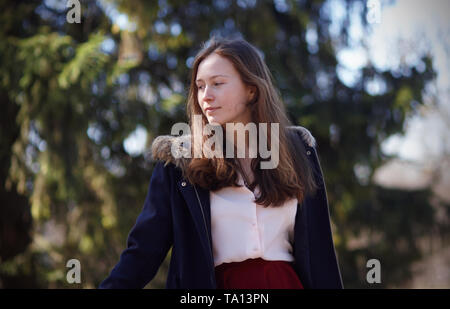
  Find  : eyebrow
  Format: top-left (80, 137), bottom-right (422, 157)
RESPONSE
top-left (195, 74), bottom-right (230, 83)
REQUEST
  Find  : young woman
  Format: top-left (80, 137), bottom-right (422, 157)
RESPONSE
top-left (99, 37), bottom-right (343, 289)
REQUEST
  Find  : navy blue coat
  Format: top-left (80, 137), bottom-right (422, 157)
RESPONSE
top-left (99, 126), bottom-right (344, 289)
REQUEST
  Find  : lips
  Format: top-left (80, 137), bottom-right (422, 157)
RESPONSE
top-left (205, 107), bottom-right (220, 113)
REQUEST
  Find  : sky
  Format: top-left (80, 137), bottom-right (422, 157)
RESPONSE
top-left (314, 0), bottom-right (449, 164)
top-left (374, 0), bottom-right (450, 163)
top-left (337, 0), bottom-right (450, 163)
top-left (118, 0), bottom-right (450, 164)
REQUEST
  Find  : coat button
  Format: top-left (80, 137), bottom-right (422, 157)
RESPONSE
top-left (306, 150), bottom-right (311, 155)
top-left (181, 181), bottom-right (186, 187)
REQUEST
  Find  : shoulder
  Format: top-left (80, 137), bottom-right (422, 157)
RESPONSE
top-left (285, 125), bottom-right (317, 148)
top-left (148, 133), bottom-right (191, 172)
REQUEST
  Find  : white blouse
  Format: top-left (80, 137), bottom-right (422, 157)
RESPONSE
top-left (210, 172), bottom-right (298, 267)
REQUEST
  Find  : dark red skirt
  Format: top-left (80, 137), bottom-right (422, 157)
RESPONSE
top-left (214, 258), bottom-right (304, 289)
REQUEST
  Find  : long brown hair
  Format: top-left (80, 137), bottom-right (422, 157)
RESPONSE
top-left (185, 36), bottom-right (318, 207)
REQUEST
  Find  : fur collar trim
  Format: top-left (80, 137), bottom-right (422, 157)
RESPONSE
top-left (149, 125), bottom-right (316, 169)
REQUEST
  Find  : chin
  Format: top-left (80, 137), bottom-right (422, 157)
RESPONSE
top-left (207, 117), bottom-right (223, 126)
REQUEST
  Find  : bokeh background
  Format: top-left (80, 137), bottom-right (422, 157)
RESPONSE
top-left (1, 0), bottom-right (449, 288)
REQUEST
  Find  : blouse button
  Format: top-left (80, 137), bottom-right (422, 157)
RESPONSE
top-left (306, 150), bottom-right (311, 155)
top-left (181, 181), bottom-right (186, 187)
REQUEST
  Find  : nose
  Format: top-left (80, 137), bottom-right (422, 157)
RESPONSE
top-left (202, 85), bottom-right (214, 103)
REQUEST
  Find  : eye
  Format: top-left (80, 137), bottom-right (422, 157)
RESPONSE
top-left (197, 83), bottom-right (222, 90)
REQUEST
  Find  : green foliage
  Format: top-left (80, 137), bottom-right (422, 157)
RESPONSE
top-left (58, 32), bottom-right (109, 89)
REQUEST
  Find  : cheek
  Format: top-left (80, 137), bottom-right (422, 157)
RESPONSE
top-left (231, 98), bottom-right (248, 115)
top-left (224, 90), bottom-right (247, 112)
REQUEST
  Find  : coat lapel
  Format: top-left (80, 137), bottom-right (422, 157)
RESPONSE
top-left (293, 199), bottom-right (313, 289)
top-left (177, 178), bottom-right (213, 258)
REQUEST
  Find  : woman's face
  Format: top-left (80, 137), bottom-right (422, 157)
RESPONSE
top-left (196, 53), bottom-right (254, 126)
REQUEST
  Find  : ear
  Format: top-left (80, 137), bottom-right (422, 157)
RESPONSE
top-left (247, 85), bottom-right (257, 102)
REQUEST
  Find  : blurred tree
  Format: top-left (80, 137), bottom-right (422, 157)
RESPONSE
top-left (0, 0), bottom-right (445, 288)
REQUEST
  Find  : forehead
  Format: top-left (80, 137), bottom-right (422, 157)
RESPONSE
top-left (196, 53), bottom-right (238, 81)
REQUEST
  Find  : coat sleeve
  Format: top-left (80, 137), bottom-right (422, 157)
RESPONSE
top-left (99, 161), bottom-right (173, 288)
top-left (307, 145), bottom-right (344, 289)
